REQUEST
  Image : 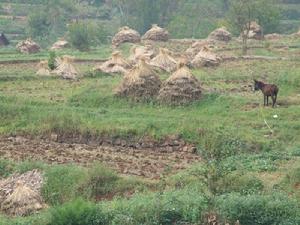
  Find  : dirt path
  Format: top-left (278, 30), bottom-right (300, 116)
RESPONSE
top-left (0, 137), bottom-right (200, 179)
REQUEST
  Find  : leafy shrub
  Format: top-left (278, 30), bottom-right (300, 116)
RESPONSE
top-left (68, 21), bottom-right (108, 51)
top-left (217, 172), bottom-right (264, 195)
top-left (42, 165), bottom-right (88, 205)
top-left (84, 163), bottom-right (119, 198)
top-left (216, 193), bottom-right (300, 225)
top-left (48, 51), bottom-right (56, 70)
top-left (104, 187), bottom-right (209, 225)
top-left (48, 199), bottom-right (109, 225)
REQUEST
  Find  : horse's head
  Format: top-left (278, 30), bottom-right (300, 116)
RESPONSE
top-left (254, 79), bottom-right (260, 91)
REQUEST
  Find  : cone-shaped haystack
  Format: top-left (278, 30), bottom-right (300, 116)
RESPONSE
top-left (112, 26), bottom-right (141, 47)
top-left (129, 45), bottom-right (155, 62)
top-left (53, 55), bottom-right (79, 80)
top-left (115, 58), bottom-right (161, 101)
top-left (191, 46), bottom-right (221, 68)
top-left (94, 51), bottom-right (130, 75)
top-left (51, 38), bottom-right (69, 50)
top-left (142, 24), bottom-right (169, 42)
top-left (36, 60), bottom-right (51, 76)
top-left (185, 40), bottom-right (213, 60)
top-left (208, 27), bottom-right (232, 42)
top-left (150, 48), bottom-right (177, 73)
top-left (1, 181), bottom-right (44, 216)
top-left (16, 38), bottom-right (40, 54)
top-left (158, 63), bottom-right (202, 105)
top-left (0, 33), bottom-right (9, 46)
top-left (242, 21), bottom-right (263, 40)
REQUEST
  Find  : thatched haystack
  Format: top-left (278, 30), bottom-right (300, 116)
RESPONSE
top-left (142, 24), bottom-right (169, 42)
top-left (1, 181), bottom-right (44, 216)
top-left (191, 46), bottom-right (221, 68)
top-left (150, 48), bottom-right (177, 73)
top-left (0, 170), bottom-right (44, 216)
top-left (185, 39), bottom-right (214, 60)
top-left (0, 33), bottom-right (9, 46)
top-left (51, 38), bottom-right (69, 50)
top-left (158, 63), bottom-right (202, 105)
top-left (36, 60), bottom-right (51, 76)
top-left (115, 58), bottom-right (161, 101)
top-left (16, 38), bottom-right (40, 54)
top-left (129, 45), bottom-right (155, 62)
top-left (112, 26), bottom-right (141, 47)
top-left (242, 21), bottom-right (263, 40)
top-left (94, 51), bottom-right (130, 75)
top-left (53, 55), bottom-right (79, 80)
top-left (265, 33), bottom-right (283, 40)
top-left (208, 27), bottom-right (232, 42)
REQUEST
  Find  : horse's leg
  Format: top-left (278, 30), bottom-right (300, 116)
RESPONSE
top-left (264, 95), bottom-right (266, 106)
top-left (271, 95), bottom-right (275, 108)
top-left (267, 96), bottom-right (269, 106)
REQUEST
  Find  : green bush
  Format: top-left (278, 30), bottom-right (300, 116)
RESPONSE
top-left (104, 187), bottom-right (209, 225)
top-left (42, 165), bottom-right (88, 205)
top-left (217, 172), bottom-right (264, 195)
top-left (216, 193), bottom-right (300, 225)
top-left (84, 163), bottom-right (120, 198)
top-left (68, 22), bottom-right (90, 51)
top-left (48, 199), bottom-right (109, 225)
top-left (48, 51), bottom-right (56, 70)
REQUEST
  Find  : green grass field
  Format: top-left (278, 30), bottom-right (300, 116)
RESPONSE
top-left (0, 39), bottom-right (300, 224)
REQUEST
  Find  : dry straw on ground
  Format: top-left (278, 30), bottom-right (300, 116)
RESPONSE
top-left (0, 170), bottom-right (44, 216)
top-left (208, 27), bottom-right (232, 42)
top-left (112, 26), bottom-right (141, 47)
top-left (51, 38), bottom-right (69, 50)
top-left (191, 46), bottom-right (221, 68)
top-left (115, 57), bottom-right (161, 101)
top-left (150, 48), bottom-right (178, 73)
top-left (1, 181), bottom-right (44, 217)
top-left (36, 60), bottom-right (51, 76)
top-left (142, 24), bottom-right (169, 42)
top-left (16, 38), bottom-right (40, 54)
top-left (53, 55), bottom-right (79, 80)
top-left (158, 62), bottom-right (202, 105)
top-left (94, 51), bottom-right (131, 75)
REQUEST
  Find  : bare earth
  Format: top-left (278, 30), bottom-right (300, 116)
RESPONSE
top-left (0, 137), bottom-right (200, 179)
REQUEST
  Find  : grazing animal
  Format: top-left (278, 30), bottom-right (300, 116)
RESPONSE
top-left (254, 79), bottom-right (279, 107)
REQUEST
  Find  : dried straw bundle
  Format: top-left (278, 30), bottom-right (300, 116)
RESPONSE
top-left (208, 27), bottom-right (232, 42)
top-left (36, 60), bottom-right (51, 76)
top-left (51, 38), bottom-right (69, 50)
top-left (191, 46), bottom-right (221, 68)
top-left (1, 181), bottom-right (44, 216)
top-left (158, 63), bottom-right (202, 105)
top-left (142, 24), bottom-right (169, 42)
top-left (115, 58), bottom-right (161, 101)
top-left (112, 26), bottom-right (141, 47)
top-left (150, 48), bottom-right (178, 73)
top-left (185, 39), bottom-right (213, 60)
top-left (53, 55), bottom-right (79, 80)
top-left (129, 45), bottom-right (155, 62)
top-left (94, 51), bottom-right (130, 75)
top-left (16, 38), bottom-right (40, 54)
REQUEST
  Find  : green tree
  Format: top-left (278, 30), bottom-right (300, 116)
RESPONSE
top-left (227, 0), bottom-right (280, 55)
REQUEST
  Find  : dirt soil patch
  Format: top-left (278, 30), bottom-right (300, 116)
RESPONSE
top-left (0, 137), bottom-right (200, 179)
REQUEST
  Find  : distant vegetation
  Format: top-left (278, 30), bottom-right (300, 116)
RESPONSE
top-left (0, 0), bottom-right (299, 47)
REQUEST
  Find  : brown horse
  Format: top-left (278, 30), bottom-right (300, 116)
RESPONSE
top-left (254, 80), bottom-right (279, 107)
